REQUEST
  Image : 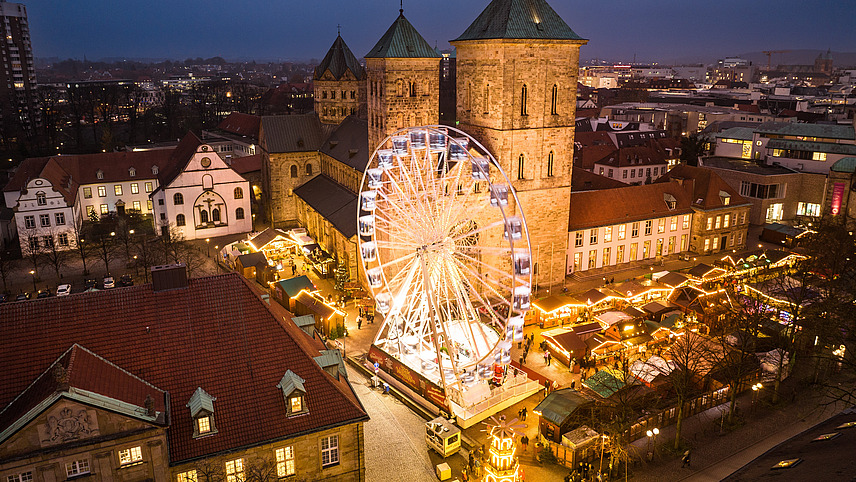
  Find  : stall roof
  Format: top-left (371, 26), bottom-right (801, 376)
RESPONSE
top-left (642, 301), bottom-right (678, 315)
top-left (533, 295), bottom-right (574, 313)
top-left (275, 276), bottom-right (316, 299)
top-left (249, 228), bottom-right (288, 250)
top-left (687, 263), bottom-right (725, 279)
top-left (576, 288), bottom-right (609, 305)
top-left (594, 311), bottom-right (632, 327)
top-left (546, 331), bottom-right (588, 353)
top-left (237, 251), bottom-right (267, 268)
top-left (533, 388), bottom-right (593, 426)
top-left (582, 368), bottom-right (629, 399)
top-left (294, 291), bottom-right (336, 319)
top-left (622, 306), bottom-right (646, 319)
top-left (622, 333), bottom-right (654, 346)
top-left (658, 272), bottom-right (688, 288)
top-left (573, 322), bottom-right (603, 335)
top-left (562, 425), bottom-right (600, 449)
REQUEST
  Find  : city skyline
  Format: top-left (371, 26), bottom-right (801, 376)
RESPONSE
top-left (22, 0), bottom-right (856, 64)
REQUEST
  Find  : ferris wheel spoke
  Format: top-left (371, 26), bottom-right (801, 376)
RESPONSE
top-left (450, 255), bottom-right (514, 310)
top-left (452, 248), bottom-right (515, 284)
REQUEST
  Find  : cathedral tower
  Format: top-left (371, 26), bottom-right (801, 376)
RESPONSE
top-left (451, 0), bottom-right (587, 289)
top-left (365, 9), bottom-right (441, 151)
top-left (313, 33), bottom-right (366, 125)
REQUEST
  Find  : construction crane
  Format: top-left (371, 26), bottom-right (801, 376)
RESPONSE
top-left (762, 50), bottom-right (791, 70)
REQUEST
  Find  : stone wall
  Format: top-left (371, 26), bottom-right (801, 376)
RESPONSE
top-left (263, 150), bottom-right (321, 228)
top-left (315, 72), bottom-right (366, 125)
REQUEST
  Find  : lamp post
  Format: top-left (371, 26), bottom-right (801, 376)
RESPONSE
top-left (214, 245), bottom-right (219, 272)
top-left (206, 238), bottom-right (211, 257)
top-left (599, 434), bottom-right (608, 475)
top-left (133, 255), bottom-right (139, 276)
top-left (646, 427), bottom-right (659, 460)
top-left (751, 382), bottom-right (763, 411)
top-left (29, 269), bottom-right (37, 293)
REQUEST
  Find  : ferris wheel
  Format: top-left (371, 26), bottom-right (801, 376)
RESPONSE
top-left (358, 126), bottom-right (532, 393)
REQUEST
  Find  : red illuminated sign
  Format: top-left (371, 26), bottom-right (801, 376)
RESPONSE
top-left (831, 182), bottom-right (845, 215)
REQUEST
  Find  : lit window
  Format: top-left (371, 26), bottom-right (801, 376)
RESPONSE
top-left (683, 215), bottom-right (690, 229)
top-left (6, 473), bottom-right (33, 482)
top-left (321, 435), bottom-right (339, 467)
top-left (723, 214), bottom-right (730, 228)
top-left (145, 182), bottom-right (153, 193)
top-left (670, 216), bottom-right (677, 231)
top-left (706, 217), bottom-right (713, 230)
top-left (118, 446), bottom-right (143, 465)
top-left (98, 186), bottom-right (106, 197)
top-left (84, 187), bottom-right (92, 198)
top-left (133, 201), bottom-right (141, 211)
top-left (715, 216), bottom-right (721, 229)
top-left (234, 187), bottom-right (243, 199)
top-left (131, 183), bottom-right (139, 194)
top-left (276, 447), bottom-right (295, 477)
top-left (36, 191), bottom-right (46, 205)
top-left (176, 470), bottom-right (197, 482)
top-left (812, 152), bottom-right (827, 161)
top-left (290, 396), bottom-right (303, 413)
top-left (66, 460), bottom-right (90, 477)
top-left (658, 218), bottom-right (665, 234)
top-left (225, 458), bottom-right (244, 482)
top-left (100, 204), bottom-right (108, 214)
top-left (618, 224), bottom-right (626, 240)
top-left (196, 415), bottom-right (211, 434)
top-left (604, 226), bottom-right (612, 243)
top-left (96, 169), bottom-right (104, 180)
top-left (114, 185), bottom-right (123, 196)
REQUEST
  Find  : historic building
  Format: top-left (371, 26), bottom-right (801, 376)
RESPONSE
top-left (365, 9), bottom-right (441, 151)
top-left (314, 34), bottom-right (366, 126)
top-left (0, 267), bottom-right (369, 482)
top-left (451, 0), bottom-right (587, 288)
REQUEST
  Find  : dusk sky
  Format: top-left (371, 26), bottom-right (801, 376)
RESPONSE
top-left (23, 0), bottom-right (856, 64)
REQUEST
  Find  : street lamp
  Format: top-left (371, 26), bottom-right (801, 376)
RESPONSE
top-left (751, 382), bottom-right (763, 411)
top-left (29, 270), bottom-right (36, 293)
top-left (206, 238), bottom-right (211, 257)
top-left (646, 428), bottom-right (660, 460)
top-left (599, 434), bottom-right (608, 475)
top-left (133, 255), bottom-right (139, 276)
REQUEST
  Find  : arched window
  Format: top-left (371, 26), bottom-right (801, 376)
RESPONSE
top-left (547, 151), bottom-right (555, 177)
top-left (200, 210), bottom-right (209, 223)
top-left (551, 84), bottom-right (558, 115)
top-left (234, 187), bottom-right (243, 199)
top-left (484, 84), bottom-right (490, 114)
top-left (236, 207), bottom-right (245, 220)
top-left (176, 214), bottom-right (186, 226)
top-left (290, 165), bottom-right (298, 178)
top-left (409, 81), bottom-right (416, 97)
top-left (212, 208), bottom-right (221, 222)
top-left (306, 164), bottom-right (313, 176)
top-left (173, 193), bottom-right (184, 205)
top-left (518, 154), bottom-right (525, 180)
top-left (521, 85), bottom-right (528, 116)
top-left (397, 79), bottom-right (405, 96)
top-left (202, 174), bottom-right (213, 191)
top-left (36, 191), bottom-right (46, 206)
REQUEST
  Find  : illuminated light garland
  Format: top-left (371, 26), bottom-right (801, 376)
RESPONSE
top-left (482, 416), bottom-right (525, 482)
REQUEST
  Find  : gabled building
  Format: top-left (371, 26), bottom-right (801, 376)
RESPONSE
top-left (0, 267), bottom-right (369, 482)
top-left (591, 145), bottom-right (669, 184)
top-left (314, 34), bottom-right (366, 125)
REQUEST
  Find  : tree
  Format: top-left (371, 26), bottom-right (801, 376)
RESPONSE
top-left (680, 133), bottom-right (707, 166)
top-left (662, 331), bottom-right (716, 449)
top-left (132, 234), bottom-right (161, 283)
top-left (20, 227), bottom-right (42, 272)
top-left (91, 224), bottom-right (119, 276)
top-left (70, 215), bottom-right (95, 275)
top-left (0, 248), bottom-right (15, 293)
top-left (39, 228), bottom-right (71, 278)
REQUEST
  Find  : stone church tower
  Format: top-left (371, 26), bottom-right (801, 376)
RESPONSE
top-left (451, 0), bottom-right (587, 290)
top-left (313, 34), bottom-right (366, 125)
top-left (365, 9), bottom-right (441, 151)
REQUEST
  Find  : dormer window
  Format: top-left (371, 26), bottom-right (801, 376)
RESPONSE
top-left (664, 193), bottom-right (677, 210)
top-left (719, 190), bottom-right (731, 206)
top-left (129, 167), bottom-right (136, 177)
top-left (96, 169), bottom-right (104, 180)
top-left (186, 387), bottom-right (218, 438)
top-left (152, 165), bottom-right (159, 175)
top-left (277, 370), bottom-right (307, 416)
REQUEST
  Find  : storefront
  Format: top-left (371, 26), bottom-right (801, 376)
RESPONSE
top-left (306, 246), bottom-right (335, 279)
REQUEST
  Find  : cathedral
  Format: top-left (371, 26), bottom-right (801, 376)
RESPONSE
top-left (260, 0), bottom-right (587, 290)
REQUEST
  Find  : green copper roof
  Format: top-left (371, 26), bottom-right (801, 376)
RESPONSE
top-left (276, 370), bottom-right (305, 397)
top-left (186, 387), bottom-right (216, 417)
top-left (454, 0), bottom-right (585, 41)
top-left (365, 11), bottom-right (441, 58)
top-left (756, 123), bottom-right (856, 140)
top-left (314, 35), bottom-right (365, 81)
top-left (831, 157), bottom-right (856, 173)
top-left (715, 127), bottom-right (755, 141)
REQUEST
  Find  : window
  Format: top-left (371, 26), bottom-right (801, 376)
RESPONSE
top-left (813, 152), bottom-right (827, 161)
top-left (712, 236), bottom-right (719, 250)
top-left (196, 415), bottom-right (211, 434)
top-left (225, 458), bottom-right (244, 482)
top-left (797, 202), bottom-right (821, 217)
top-left (306, 164), bottom-right (313, 176)
top-left (96, 169), bottom-right (104, 180)
top-left (547, 151), bottom-right (554, 177)
top-left (607, 169), bottom-right (613, 178)
top-left (176, 214), bottom-right (186, 227)
top-left (737, 232), bottom-right (743, 246)
top-left (517, 154), bottom-right (525, 180)
top-left (321, 435), bottom-right (339, 467)
top-left (616, 245), bottom-right (625, 263)
top-left (681, 234), bottom-right (688, 251)
top-left (133, 201), bottom-right (141, 211)
top-left (668, 236), bottom-right (675, 254)
top-left (114, 185), bottom-right (123, 196)
top-left (7, 472), bottom-right (33, 482)
top-left (290, 396), bottom-right (303, 413)
top-left (575, 231), bottom-right (583, 247)
top-left (714, 216), bottom-right (721, 229)
top-left (234, 187), bottom-right (243, 199)
top-left (131, 183), bottom-right (139, 194)
top-left (276, 447), bottom-right (296, 477)
top-left (86, 205), bottom-right (95, 217)
top-left (101, 204), bottom-right (108, 214)
top-left (118, 446), bottom-right (142, 465)
top-left (642, 240), bottom-right (651, 258)
top-left (602, 247), bottom-right (611, 266)
top-left (682, 214), bottom-right (690, 229)
top-left (66, 459), bottom-right (90, 477)
top-left (740, 181), bottom-right (780, 199)
top-left (290, 165), bottom-right (298, 178)
top-left (704, 238), bottom-right (710, 251)
top-left (618, 224), bottom-right (626, 240)
top-left (84, 187), bottom-right (92, 198)
top-left (623, 170), bottom-right (628, 179)
top-left (670, 216), bottom-right (677, 231)
top-left (28, 237), bottom-right (39, 251)
top-left (129, 167), bottom-right (136, 177)
top-left (740, 211), bottom-right (746, 224)
top-left (36, 191), bottom-right (46, 205)
top-left (766, 203), bottom-right (784, 223)
top-left (212, 208), bottom-right (221, 222)
top-left (656, 238), bottom-right (663, 256)
top-left (174, 193), bottom-right (184, 205)
top-left (145, 182), bottom-right (153, 193)
top-left (177, 470), bottom-right (197, 482)
top-left (630, 169), bottom-right (635, 179)
top-left (573, 252), bottom-right (582, 271)
top-left (629, 243), bottom-right (638, 261)
top-left (236, 207), bottom-right (245, 220)
top-left (200, 210), bottom-right (209, 223)
top-left (588, 250), bottom-right (597, 269)
top-left (43, 236), bottom-right (54, 248)
top-left (589, 229), bottom-right (598, 245)
top-left (658, 218), bottom-right (666, 234)
top-left (706, 217), bottom-right (713, 230)
top-left (631, 222), bottom-right (639, 238)
top-left (644, 220), bottom-right (652, 236)
top-left (160, 213), bottom-right (166, 221)
top-left (520, 84), bottom-right (528, 116)
top-left (604, 226), bottom-right (612, 242)
top-left (55, 212), bottom-right (65, 225)
top-left (98, 186), bottom-right (106, 197)
top-left (58, 233), bottom-right (69, 246)
top-left (40, 214), bottom-right (50, 227)
top-left (723, 214), bottom-right (730, 228)
top-left (550, 84), bottom-right (558, 115)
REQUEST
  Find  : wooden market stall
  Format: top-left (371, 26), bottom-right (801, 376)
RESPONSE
top-left (543, 328), bottom-right (588, 369)
top-left (293, 290), bottom-right (345, 337)
top-left (271, 275), bottom-right (316, 311)
top-left (531, 295), bottom-right (579, 328)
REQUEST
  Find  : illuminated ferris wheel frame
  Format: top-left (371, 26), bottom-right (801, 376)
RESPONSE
top-left (357, 125), bottom-right (532, 394)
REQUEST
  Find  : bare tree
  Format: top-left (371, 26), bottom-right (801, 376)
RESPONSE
top-left (0, 247), bottom-right (16, 293)
top-left (90, 225), bottom-right (119, 276)
top-left (663, 331), bottom-right (716, 449)
top-left (38, 228), bottom-right (71, 278)
top-left (20, 227), bottom-right (42, 272)
top-left (133, 234), bottom-right (161, 283)
top-left (193, 459), bottom-right (225, 482)
top-left (244, 455), bottom-right (278, 482)
top-left (70, 215), bottom-right (95, 275)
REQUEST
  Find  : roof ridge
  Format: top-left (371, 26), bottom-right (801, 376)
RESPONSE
top-left (0, 344), bottom-right (73, 418)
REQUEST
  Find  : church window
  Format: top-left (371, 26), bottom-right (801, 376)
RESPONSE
top-left (322, 91), bottom-right (327, 99)
top-left (397, 79), bottom-right (405, 96)
top-left (551, 84), bottom-right (558, 115)
top-left (212, 208), bottom-right (221, 223)
top-left (330, 91), bottom-right (335, 100)
top-left (517, 154), bottom-right (525, 180)
top-left (521, 84), bottom-right (528, 116)
top-left (350, 90), bottom-right (355, 99)
top-left (306, 164), bottom-right (313, 176)
top-left (484, 84), bottom-right (490, 114)
top-left (409, 81), bottom-right (416, 97)
top-left (200, 210), bottom-right (209, 223)
top-left (547, 151), bottom-right (555, 177)
top-left (290, 165), bottom-right (298, 178)
top-left (176, 214), bottom-right (185, 226)
top-left (174, 193), bottom-right (184, 205)
top-left (234, 187), bottom-right (243, 199)
top-left (236, 207), bottom-right (245, 220)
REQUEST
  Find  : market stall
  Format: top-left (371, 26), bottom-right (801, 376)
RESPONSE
top-left (543, 328), bottom-right (587, 369)
top-left (293, 289), bottom-right (346, 337)
top-left (426, 417), bottom-right (461, 457)
top-left (531, 295), bottom-right (579, 328)
top-left (306, 246), bottom-right (335, 279)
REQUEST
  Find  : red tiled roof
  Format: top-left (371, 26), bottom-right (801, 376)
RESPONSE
top-left (569, 182), bottom-right (694, 230)
top-left (575, 131), bottom-right (615, 148)
top-left (0, 273), bottom-right (368, 464)
top-left (230, 154), bottom-right (262, 175)
top-left (217, 112), bottom-right (260, 139)
top-left (0, 345), bottom-right (169, 437)
top-left (575, 144), bottom-right (616, 170)
top-left (737, 104), bottom-right (761, 113)
top-left (592, 145), bottom-right (667, 168)
top-left (571, 167), bottom-right (626, 192)
top-left (656, 164), bottom-right (750, 210)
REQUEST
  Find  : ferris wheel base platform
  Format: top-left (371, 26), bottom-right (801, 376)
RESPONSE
top-left (450, 379), bottom-right (543, 429)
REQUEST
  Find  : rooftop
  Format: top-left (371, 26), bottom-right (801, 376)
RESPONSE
top-left (365, 11), bottom-right (440, 59)
top-left (453, 0), bottom-right (585, 42)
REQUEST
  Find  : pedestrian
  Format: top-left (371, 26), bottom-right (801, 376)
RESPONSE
top-left (571, 380), bottom-right (576, 389)
top-left (291, 264), bottom-right (296, 276)
top-left (546, 351), bottom-right (552, 366)
top-left (461, 468), bottom-right (469, 482)
top-left (522, 407), bottom-right (527, 421)
top-left (544, 352), bottom-right (549, 365)
top-left (357, 316), bottom-right (362, 329)
top-left (518, 408), bottom-right (524, 420)
top-left (681, 449), bottom-right (691, 468)
top-left (522, 350), bottom-right (528, 364)
top-left (519, 355), bottom-right (525, 366)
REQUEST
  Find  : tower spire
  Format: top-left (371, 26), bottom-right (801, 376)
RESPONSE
top-left (400, 0), bottom-right (403, 14)
top-left (337, 24), bottom-right (341, 36)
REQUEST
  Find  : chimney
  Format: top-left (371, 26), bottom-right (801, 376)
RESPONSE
top-left (151, 263), bottom-right (188, 292)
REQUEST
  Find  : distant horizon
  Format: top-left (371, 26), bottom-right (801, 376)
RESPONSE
top-left (20, 0), bottom-right (856, 66)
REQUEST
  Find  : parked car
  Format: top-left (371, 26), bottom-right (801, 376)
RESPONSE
top-left (15, 293), bottom-right (30, 301)
top-left (119, 274), bottom-right (134, 287)
top-left (37, 289), bottom-right (52, 298)
top-left (103, 276), bottom-right (115, 289)
top-left (84, 278), bottom-right (97, 290)
top-left (56, 284), bottom-right (72, 296)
